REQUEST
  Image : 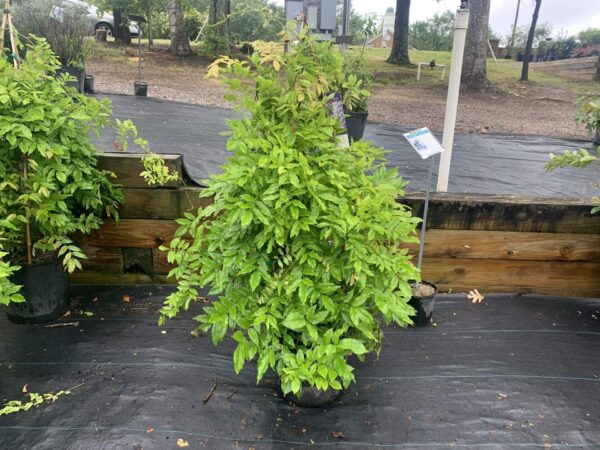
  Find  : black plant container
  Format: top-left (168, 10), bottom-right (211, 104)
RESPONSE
top-left (58, 66), bottom-right (85, 93)
top-left (7, 258), bottom-right (70, 324)
top-left (408, 281), bottom-right (438, 326)
top-left (283, 385), bottom-right (343, 408)
top-left (345, 110), bottom-right (368, 142)
top-left (84, 74), bottom-right (95, 94)
top-left (594, 131), bottom-right (600, 146)
top-left (134, 81), bottom-right (148, 97)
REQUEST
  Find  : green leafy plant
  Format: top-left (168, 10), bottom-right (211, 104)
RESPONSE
top-left (575, 97), bottom-right (600, 138)
top-left (0, 37), bottom-right (122, 302)
top-left (338, 52), bottom-right (372, 112)
top-left (159, 27), bottom-right (419, 397)
top-left (546, 147), bottom-right (600, 214)
top-left (13, 0), bottom-right (93, 68)
top-left (0, 383), bottom-right (81, 416)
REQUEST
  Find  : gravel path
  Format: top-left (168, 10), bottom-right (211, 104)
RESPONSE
top-left (86, 46), bottom-right (590, 140)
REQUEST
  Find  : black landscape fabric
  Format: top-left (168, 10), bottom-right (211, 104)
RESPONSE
top-left (1, 285), bottom-right (599, 449)
top-left (94, 95), bottom-right (599, 198)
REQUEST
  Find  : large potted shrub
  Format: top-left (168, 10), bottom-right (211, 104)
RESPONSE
top-left (159, 29), bottom-right (420, 405)
top-left (575, 97), bottom-right (600, 146)
top-left (0, 38), bottom-right (122, 322)
top-left (13, 0), bottom-right (93, 92)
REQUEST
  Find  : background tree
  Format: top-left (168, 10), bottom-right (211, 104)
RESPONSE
top-left (461, 0), bottom-right (491, 90)
top-left (229, 0), bottom-right (283, 43)
top-left (521, 0), bottom-right (542, 81)
top-left (578, 28), bottom-right (600, 47)
top-left (167, 0), bottom-right (192, 55)
top-left (409, 10), bottom-right (454, 51)
top-left (386, 0), bottom-right (411, 65)
top-left (205, 0), bottom-right (231, 56)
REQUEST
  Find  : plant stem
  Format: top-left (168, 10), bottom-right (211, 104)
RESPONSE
top-left (20, 156), bottom-right (32, 265)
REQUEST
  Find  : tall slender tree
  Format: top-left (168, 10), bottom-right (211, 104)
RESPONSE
top-left (386, 0), bottom-right (411, 65)
top-left (205, 0), bottom-right (231, 56)
top-left (521, 0), bottom-right (542, 81)
top-left (167, 0), bottom-right (192, 55)
top-left (461, 0), bottom-right (491, 90)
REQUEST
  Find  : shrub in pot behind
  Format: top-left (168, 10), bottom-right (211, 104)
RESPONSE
top-left (339, 51), bottom-right (372, 142)
top-left (159, 29), bottom-right (420, 400)
top-left (575, 97), bottom-right (600, 145)
top-left (13, 0), bottom-right (93, 91)
top-left (0, 38), bottom-right (122, 319)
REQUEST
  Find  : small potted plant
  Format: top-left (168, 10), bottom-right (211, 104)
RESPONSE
top-left (0, 38), bottom-right (122, 322)
top-left (13, 0), bottom-right (93, 92)
top-left (575, 97), bottom-right (600, 146)
top-left (339, 52), bottom-right (372, 142)
top-left (159, 27), bottom-right (420, 406)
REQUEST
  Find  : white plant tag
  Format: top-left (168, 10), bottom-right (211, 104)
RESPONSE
top-left (403, 127), bottom-right (445, 159)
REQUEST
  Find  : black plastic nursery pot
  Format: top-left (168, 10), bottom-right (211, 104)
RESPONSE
top-left (58, 66), bottom-right (85, 93)
top-left (6, 258), bottom-right (70, 324)
top-left (282, 384), bottom-right (344, 408)
top-left (84, 74), bottom-right (95, 94)
top-left (345, 109), bottom-right (368, 142)
top-left (594, 131), bottom-right (600, 146)
top-left (134, 81), bottom-right (148, 97)
top-left (408, 281), bottom-right (438, 326)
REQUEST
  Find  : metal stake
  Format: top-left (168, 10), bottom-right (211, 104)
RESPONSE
top-left (417, 154), bottom-right (436, 274)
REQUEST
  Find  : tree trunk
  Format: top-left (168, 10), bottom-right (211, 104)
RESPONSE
top-left (167, 0), bottom-right (192, 56)
top-left (147, 0), bottom-right (153, 49)
top-left (521, 0), bottom-right (542, 81)
top-left (206, 0), bottom-right (231, 56)
top-left (461, 0), bottom-right (491, 90)
top-left (113, 9), bottom-right (131, 45)
top-left (386, 0), bottom-right (411, 65)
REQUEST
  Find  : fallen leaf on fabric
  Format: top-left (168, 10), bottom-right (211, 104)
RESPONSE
top-left (331, 431), bottom-right (346, 439)
top-left (496, 393), bottom-right (508, 400)
top-left (146, 427), bottom-right (154, 433)
top-left (468, 289), bottom-right (485, 303)
top-left (84, 311), bottom-right (94, 317)
top-left (22, 384), bottom-right (28, 394)
top-left (122, 295), bottom-right (131, 303)
top-left (176, 438), bottom-right (189, 447)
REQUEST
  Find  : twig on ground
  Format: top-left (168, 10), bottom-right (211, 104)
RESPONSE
top-left (202, 374), bottom-right (217, 403)
top-left (45, 322), bottom-right (79, 328)
top-left (226, 389), bottom-right (237, 399)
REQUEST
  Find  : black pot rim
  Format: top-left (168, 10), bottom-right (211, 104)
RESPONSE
top-left (344, 109), bottom-right (369, 118)
top-left (134, 81), bottom-right (148, 86)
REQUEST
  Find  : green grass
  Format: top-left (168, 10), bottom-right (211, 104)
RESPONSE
top-left (354, 47), bottom-right (598, 96)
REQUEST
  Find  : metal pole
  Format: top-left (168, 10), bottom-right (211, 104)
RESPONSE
top-left (436, 4), bottom-right (469, 192)
top-left (417, 154), bottom-right (436, 273)
top-left (138, 31), bottom-right (142, 81)
top-left (341, 0), bottom-right (350, 51)
top-left (509, 0), bottom-right (521, 57)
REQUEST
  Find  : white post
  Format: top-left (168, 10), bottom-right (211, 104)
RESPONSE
top-left (436, 5), bottom-right (469, 192)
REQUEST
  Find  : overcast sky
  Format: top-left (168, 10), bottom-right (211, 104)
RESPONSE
top-left (277, 0), bottom-right (600, 37)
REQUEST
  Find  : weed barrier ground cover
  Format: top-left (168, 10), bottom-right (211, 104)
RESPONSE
top-left (94, 95), bottom-right (598, 198)
top-left (1, 285), bottom-right (599, 449)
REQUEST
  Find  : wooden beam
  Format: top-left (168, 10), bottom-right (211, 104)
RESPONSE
top-left (78, 245), bottom-right (123, 272)
top-left (70, 272), bottom-right (154, 284)
top-left (421, 258), bottom-right (600, 298)
top-left (403, 229), bottom-right (600, 262)
top-left (97, 153), bottom-right (182, 189)
top-left (73, 219), bottom-right (179, 248)
top-left (402, 193), bottom-right (600, 234)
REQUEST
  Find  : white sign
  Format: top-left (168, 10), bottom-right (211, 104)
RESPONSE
top-left (50, 5), bottom-right (64, 23)
top-left (403, 127), bottom-right (445, 159)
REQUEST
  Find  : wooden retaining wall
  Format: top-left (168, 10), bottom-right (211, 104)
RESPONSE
top-left (530, 56), bottom-right (600, 82)
top-left (71, 154), bottom-right (600, 298)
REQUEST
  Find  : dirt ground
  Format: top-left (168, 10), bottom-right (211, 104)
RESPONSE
top-left (87, 44), bottom-right (592, 139)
